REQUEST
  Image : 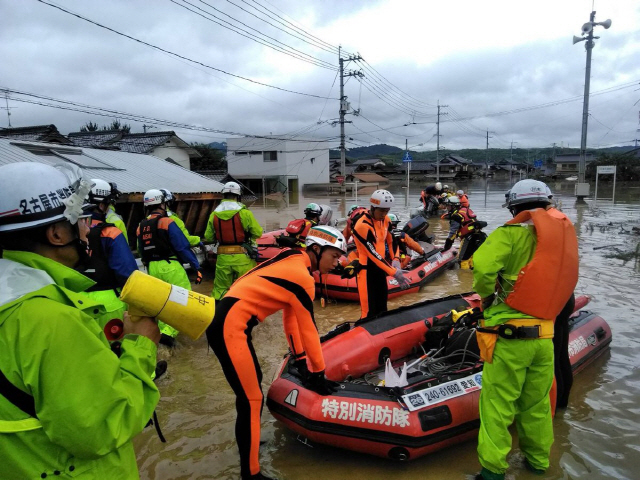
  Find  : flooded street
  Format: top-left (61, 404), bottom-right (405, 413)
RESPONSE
top-left (135, 179), bottom-right (640, 479)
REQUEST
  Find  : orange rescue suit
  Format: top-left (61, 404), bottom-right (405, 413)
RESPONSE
top-left (206, 249), bottom-right (324, 478)
top-left (352, 211), bottom-right (397, 318)
top-left (505, 208), bottom-right (579, 320)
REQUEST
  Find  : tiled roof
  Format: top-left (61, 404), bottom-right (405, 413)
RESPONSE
top-left (0, 138), bottom-right (222, 194)
top-left (0, 124), bottom-right (72, 144)
top-left (67, 130), bottom-right (124, 148)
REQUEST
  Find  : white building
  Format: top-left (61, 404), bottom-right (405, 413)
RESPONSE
top-left (226, 136), bottom-right (330, 194)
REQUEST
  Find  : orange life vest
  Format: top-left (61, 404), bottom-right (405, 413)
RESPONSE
top-left (454, 206), bottom-right (477, 237)
top-left (504, 208), bottom-right (579, 320)
top-left (214, 212), bottom-right (246, 245)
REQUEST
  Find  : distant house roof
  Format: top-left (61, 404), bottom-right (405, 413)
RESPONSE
top-left (0, 138), bottom-right (222, 194)
top-left (68, 130), bottom-right (201, 158)
top-left (442, 155), bottom-right (472, 165)
top-left (0, 124), bottom-right (72, 144)
top-left (403, 161), bottom-right (435, 172)
top-left (554, 153), bottom-right (596, 164)
top-left (351, 158), bottom-right (384, 166)
top-left (348, 172), bottom-right (389, 183)
top-left (66, 130), bottom-right (124, 148)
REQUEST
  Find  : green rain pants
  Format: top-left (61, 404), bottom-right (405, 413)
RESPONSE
top-left (148, 260), bottom-right (192, 338)
top-left (478, 337), bottom-right (554, 476)
top-left (84, 289), bottom-right (127, 332)
top-left (212, 253), bottom-right (256, 300)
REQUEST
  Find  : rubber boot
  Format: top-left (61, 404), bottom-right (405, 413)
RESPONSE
top-left (524, 458), bottom-right (545, 476)
top-left (475, 467), bottom-right (504, 480)
top-left (154, 360), bottom-right (168, 380)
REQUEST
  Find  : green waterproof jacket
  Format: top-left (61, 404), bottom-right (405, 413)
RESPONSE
top-left (168, 209), bottom-right (201, 247)
top-left (106, 205), bottom-right (129, 244)
top-left (204, 199), bottom-right (263, 244)
top-left (472, 223), bottom-right (538, 326)
top-left (0, 250), bottom-right (159, 479)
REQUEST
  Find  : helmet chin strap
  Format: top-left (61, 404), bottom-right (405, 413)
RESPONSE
top-left (50, 223), bottom-right (91, 269)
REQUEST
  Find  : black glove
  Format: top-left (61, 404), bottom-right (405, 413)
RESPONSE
top-left (442, 238), bottom-right (454, 252)
top-left (195, 270), bottom-right (203, 285)
top-left (340, 260), bottom-right (359, 279)
top-left (304, 370), bottom-right (339, 396)
top-left (290, 358), bottom-right (309, 378)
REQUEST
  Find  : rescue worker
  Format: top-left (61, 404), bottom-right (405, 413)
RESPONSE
top-left (472, 179), bottom-right (579, 479)
top-left (388, 213), bottom-right (425, 269)
top-left (0, 162), bottom-right (160, 479)
top-left (303, 202), bottom-right (323, 225)
top-left (160, 188), bottom-right (202, 247)
top-left (205, 181), bottom-right (263, 300)
top-left (457, 189), bottom-right (470, 207)
top-left (342, 204), bottom-right (366, 243)
top-left (82, 196), bottom-right (138, 335)
top-left (352, 190), bottom-right (410, 319)
top-left (138, 188), bottom-right (202, 346)
top-left (420, 181), bottom-right (443, 215)
top-left (89, 179), bottom-right (129, 242)
top-left (206, 225), bottom-right (346, 480)
top-left (442, 196), bottom-right (477, 252)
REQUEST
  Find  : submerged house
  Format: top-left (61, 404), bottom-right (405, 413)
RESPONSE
top-left (0, 138), bottom-right (222, 246)
top-left (67, 130), bottom-right (201, 170)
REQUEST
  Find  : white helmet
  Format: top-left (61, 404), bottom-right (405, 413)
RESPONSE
top-left (222, 181), bottom-right (241, 196)
top-left (370, 189), bottom-right (394, 209)
top-left (446, 196), bottom-right (461, 206)
top-left (306, 225), bottom-right (347, 254)
top-left (0, 162), bottom-right (91, 232)
top-left (456, 189), bottom-right (465, 196)
top-left (144, 188), bottom-right (166, 206)
top-left (435, 182), bottom-right (442, 190)
top-left (159, 188), bottom-right (174, 203)
top-left (443, 184), bottom-right (450, 191)
top-left (90, 179), bottom-right (112, 203)
top-left (504, 179), bottom-right (551, 209)
top-left (318, 204), bottom-right (333, 225)
top-left (304, 202), bottom-right (322, 217)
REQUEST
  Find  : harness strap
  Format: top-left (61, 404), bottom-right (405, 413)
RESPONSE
top-left (478, 318), bottom-right (554, 339)
top-left (0, 368), bottom-right (37, 418)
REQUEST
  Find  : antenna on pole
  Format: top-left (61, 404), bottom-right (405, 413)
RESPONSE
top-left (143, 124), bottom-right (156, 133)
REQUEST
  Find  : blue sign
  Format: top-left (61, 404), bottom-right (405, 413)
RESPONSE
top-left (534, 159), bottom-right (543, 169)
top-left (402, 151), bottom-right (413, 163)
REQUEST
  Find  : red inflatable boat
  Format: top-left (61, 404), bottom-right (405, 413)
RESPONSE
top-left (314, 244), bottom-right (458, 302)
top-left (267, 294), bottom-right (611, 461)
top-left (256, 229), bottom-right (286, 263)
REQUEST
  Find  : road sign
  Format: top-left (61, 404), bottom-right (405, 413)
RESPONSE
top-left (336, 175), bottom-right (345, 185)
top-left (597, 165), bottom-right (616, 174)
top-left (402, 151), bottom-right (413, 163)
top-left (534, 159), bottom-right (543, 169)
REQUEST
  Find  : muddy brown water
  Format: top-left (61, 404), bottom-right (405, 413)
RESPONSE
top-left (134, 179), bottom-right (640, 479)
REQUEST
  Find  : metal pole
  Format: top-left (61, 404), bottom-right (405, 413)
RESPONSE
top-left (578, 12), bottom-right (596, 185)
top-left (436, 101), bottom-right (440, 181)
top-left (485, 130), bottom-right (489, 177)
top-left (339, 47), bottom-right (346, 179)
top-left (406, 139), bottom-right (410, 200)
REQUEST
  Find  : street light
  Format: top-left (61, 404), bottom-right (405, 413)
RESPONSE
top-left (573, 10), bottom-right (611, 198)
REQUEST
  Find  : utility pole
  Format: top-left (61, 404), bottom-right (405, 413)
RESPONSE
top-left (573, 11), bottom-right (611, 197)
top-left (485, 130), bottom-right (493, 177)
top-left (510, 141), bottom-right (517, 183)
top-left (338, 47), bottom-right (363, 177)
top-left (436, 101), bottom-right (448, 181)
top-left (142, 124), bottom-right (156, 133)
top-left (2, 90), bottom-right (16, 127)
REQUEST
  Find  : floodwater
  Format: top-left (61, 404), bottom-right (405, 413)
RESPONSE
top-left (134, 178), bottom-right (640, 480)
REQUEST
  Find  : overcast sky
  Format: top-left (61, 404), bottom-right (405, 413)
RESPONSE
top-left (2, 0), bottom-right (639, 153)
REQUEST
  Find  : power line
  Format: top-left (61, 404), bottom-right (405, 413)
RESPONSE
top-left (3, 87), bottom-right (339, 143)
top-left (34, 0), bottom-right (336, 100)
top-left (170, 0), bottom-right (337, 70)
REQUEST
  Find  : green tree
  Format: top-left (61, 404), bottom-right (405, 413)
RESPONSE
top-left (190, 143), bottom-right (227, 171)
top-left (78, 119), bottom-right (131, 133)
top-left (80, 121), bottom-right (99, 132)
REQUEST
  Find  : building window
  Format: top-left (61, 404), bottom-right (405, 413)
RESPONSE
top-left (263, 151), bottom-right (277, 162)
